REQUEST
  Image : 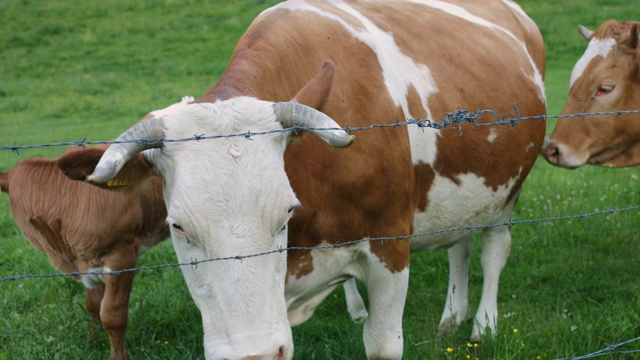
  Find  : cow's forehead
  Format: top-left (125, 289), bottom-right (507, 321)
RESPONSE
top-left (570, 37), bottom-right (616, 88)
top-left (156, 99), bottom-right (293, 217)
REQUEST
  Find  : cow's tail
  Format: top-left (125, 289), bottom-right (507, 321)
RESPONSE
top-left (0, 170), bottom-right (9, 194)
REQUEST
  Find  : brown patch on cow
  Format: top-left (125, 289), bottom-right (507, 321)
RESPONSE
top-left (414, 162), bottom-right (436, 212)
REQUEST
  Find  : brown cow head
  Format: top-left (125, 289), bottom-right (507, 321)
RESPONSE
top-left (542, 20), bottom-right (640, 168)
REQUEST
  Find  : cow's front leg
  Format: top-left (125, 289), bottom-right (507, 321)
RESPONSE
top-left (438, 236), bottom-right (473, 337)
top-left (471, 225), bottom-right (511, 341)
top-left (362, 247), bottom-right (409, 360)
top-left (101, 245), bottom-right (137, 360)
top-left (86, 284), bottom-right (105, 339)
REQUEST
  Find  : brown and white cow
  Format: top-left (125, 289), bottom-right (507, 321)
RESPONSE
top-left (543, 20), bottom-right (640, 168)
top-left (58, 1), bottom-right (546, 359)
top-left (0, 97), bottom-right (192, 360)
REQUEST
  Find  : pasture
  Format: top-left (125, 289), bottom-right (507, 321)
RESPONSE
top-left (1, 0), bottom-right (639, 359)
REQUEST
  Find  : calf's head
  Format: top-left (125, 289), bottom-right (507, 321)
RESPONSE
top-left (59, 70), bottom-right (353, 360)
top-left (542, 20), bottom-right (640, 168)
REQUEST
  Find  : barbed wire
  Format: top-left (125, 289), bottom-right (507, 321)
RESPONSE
top-left (2, 204), bottom-right (638, 284)
top-left (2, 108), bottom-right (640, 153)
top-left (552, 335), bottom-right (640, 359)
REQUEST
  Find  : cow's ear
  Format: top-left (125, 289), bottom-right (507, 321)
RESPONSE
top-left (291, 60), bottom-right (335, 112)
top-left (58, 147), bottom-right (154, 190)
top-left (628, 23), bottom-right (639, 50)
top-left (577, 25), bottom-right (593, 41)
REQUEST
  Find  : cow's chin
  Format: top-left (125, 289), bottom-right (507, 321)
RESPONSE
top-left (591, 143), bottom-right (640, 168)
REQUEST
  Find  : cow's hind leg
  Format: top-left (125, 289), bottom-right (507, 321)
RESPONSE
top-left (343, 278), bottom-right (368, 324)
top-left (470, 224), bottom-right (511, 341)
top-left (101, 245), bottom-right (137, 360)
top-left (438, 236), bottom-right (472, 338)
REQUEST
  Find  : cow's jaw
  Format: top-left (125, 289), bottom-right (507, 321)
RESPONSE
top-left (151, 98), bottom-right (297, 360)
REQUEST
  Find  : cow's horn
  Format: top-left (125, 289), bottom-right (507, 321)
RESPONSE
top-left (274, 102), bottom-right (355, 148)
top-left (578, 25), bottom-right (594, 40)
top-left (87, 117), bottom-right (165, 183)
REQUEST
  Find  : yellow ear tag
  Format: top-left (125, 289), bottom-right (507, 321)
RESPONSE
top-left (107, 177), bottom-right (132, 187)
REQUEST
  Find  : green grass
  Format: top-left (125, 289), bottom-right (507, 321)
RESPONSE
top-left (1, 0), bottom-right (640, 359)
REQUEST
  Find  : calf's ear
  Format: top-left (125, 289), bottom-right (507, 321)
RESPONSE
top-left (629, 23), bottom-right (639, 50)
top-left (58, 147), bottom-right (154, 189)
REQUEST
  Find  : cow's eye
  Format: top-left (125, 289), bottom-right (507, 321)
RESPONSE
top-left (171, 222), bottom-right (186, 236)
top-left (595, 85), bottom-right (615, 96)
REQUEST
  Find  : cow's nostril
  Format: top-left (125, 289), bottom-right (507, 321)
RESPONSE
top-left (543, 142), bottom-right (561, 165)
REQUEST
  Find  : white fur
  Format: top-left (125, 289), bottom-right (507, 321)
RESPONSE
top-left (570, 37), bottom-right (616, 87)
top-left (81, 266), bottom-right (111, 288)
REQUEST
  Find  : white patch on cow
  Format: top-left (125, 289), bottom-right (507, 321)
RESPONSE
top-left (487, 128), bottom-right (499, 143)
top-left (81, 266), bottom-right (111, 288)
top-left (409, 0), bottom-right (546, 104)
top-left (270, 0), bottom-right (440, 166)
top-left (500, 0), bottom-right (529, 19)
top-left (148, 96), bottom-right (194, 118)
top-left (411, 170), bottom-right (520, 252)
top-left (569, 37), bottom-right (616, 88)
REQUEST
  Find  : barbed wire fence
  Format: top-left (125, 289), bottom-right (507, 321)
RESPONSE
top-left (2, 107), bottom-right (640, 153)
top-left (2, 107), bottom-right (640, 358)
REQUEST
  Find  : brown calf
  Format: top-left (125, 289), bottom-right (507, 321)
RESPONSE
top-left (0, 97), bottom-right (192, 360)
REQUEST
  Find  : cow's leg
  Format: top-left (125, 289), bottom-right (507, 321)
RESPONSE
top-left (86, 284), bottom-right (105, 339)
top-left (361, 259), bottom-right (408, 360)
top-left (343, 277), bottom-right (368, 324)
top-left (437, 236), bottom-right (472, 337)
top-left (470, 224), bottom-right (511, 341)
top-left (101, 245), bottom-right (137, 360)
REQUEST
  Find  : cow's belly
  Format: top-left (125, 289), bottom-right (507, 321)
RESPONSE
top-left (410, 171), bottom-right (519, 252)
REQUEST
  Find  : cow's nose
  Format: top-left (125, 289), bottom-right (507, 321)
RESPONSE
top-left (541, 139), bottom-right (560, 165)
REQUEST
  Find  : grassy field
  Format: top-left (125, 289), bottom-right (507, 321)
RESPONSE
top-left (1, 0), bottom-right (640, 359)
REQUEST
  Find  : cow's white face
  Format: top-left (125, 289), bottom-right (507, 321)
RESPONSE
top-left (147, 98), bottom-right (297, 359)
top-left (82, 96), bottom-right (353, 360)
